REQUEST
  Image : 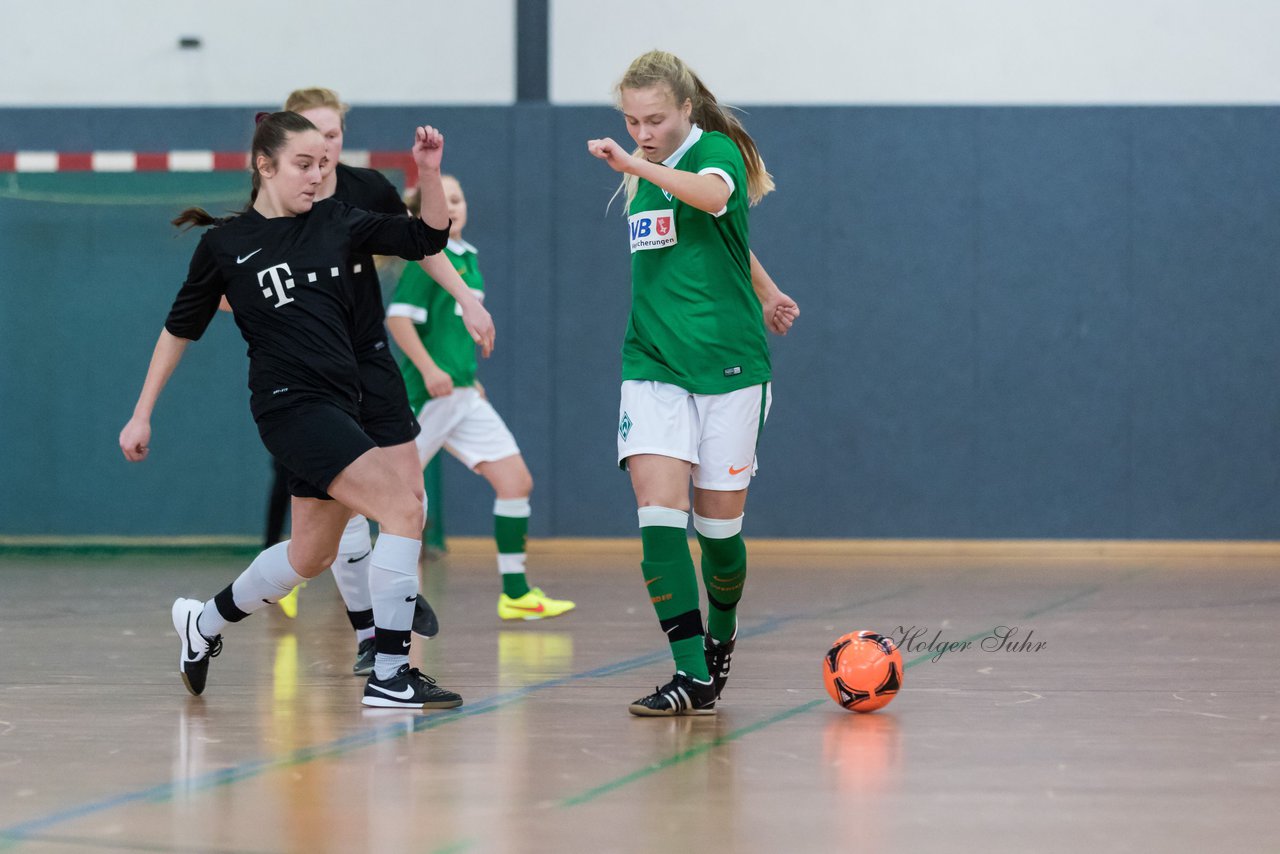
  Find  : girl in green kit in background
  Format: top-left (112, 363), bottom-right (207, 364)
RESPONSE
top-left (387, 177), bottom-right (575, 622)
top-left (589, 50), bottom-right (799, 716)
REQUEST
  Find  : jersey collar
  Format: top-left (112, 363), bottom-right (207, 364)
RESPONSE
top-left (447, 237), bottom-right (478, 255)
top-left (662, 124), bottom-right (704, 169)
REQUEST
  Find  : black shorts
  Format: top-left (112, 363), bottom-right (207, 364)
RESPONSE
top-left (256, 397), bottom-right (377, 500)
top-left (357, 343), bottom-right (421, 448)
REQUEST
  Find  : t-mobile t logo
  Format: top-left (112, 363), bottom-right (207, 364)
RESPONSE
top-left (258, 263), bottom-right (296, 307)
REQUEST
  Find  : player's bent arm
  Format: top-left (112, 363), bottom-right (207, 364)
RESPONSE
top-left (386, 315), bottom-right (454, 397)
top-left (749, 251), bottom-right (783, 303)
top-left (417, 253), bottom-right (495, 356)
top-left (629, 159), bottom-right (730, 214)
top-left (750, 251), bottom-right (800, 336)
top-left (119, 329), bottom-right (191, 461)
top-left (587, 137), bottom-right (729, 214)
top-left (386, 315), bottom-right (443, 379)
top-left (411, 126), bottom-right (449, 232)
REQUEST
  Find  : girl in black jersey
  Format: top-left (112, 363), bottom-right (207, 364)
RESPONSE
top-left (119, 111), bottom-right (461, 709)
top-left (279, 87), bottom-right (496, 674)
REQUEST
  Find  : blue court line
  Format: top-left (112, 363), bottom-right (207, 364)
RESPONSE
top-left (0, 584), bottom-right (921, 849)
top-left (0, 833), bottom-right (279, 854)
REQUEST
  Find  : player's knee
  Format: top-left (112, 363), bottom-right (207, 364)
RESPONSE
top-left (383, 492), bottom-right (424, 536)
top-left (293, 546), bottom-right (337, 576)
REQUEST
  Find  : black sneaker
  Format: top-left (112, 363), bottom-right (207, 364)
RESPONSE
top-left (352, 637), bottom-right (376, 676)
top-left (171, 598), bottom-right (222, 697)
top-left (628, 672), bottom-right (717, 717)
top-left (413, 594), bottom-right (439, 638)
top-left (704, 630), bottom-right (737, 700)
top-left (362, 664), bottom-right (462, 709)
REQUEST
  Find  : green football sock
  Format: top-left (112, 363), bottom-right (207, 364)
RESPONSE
top-left (639, 508), bottom-right (709, 681)
top-left (495, 498), bottom-right (531, 599)
top-left (696, 515), bottom-right (747, 643)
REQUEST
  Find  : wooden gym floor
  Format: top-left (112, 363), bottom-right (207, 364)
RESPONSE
top-left (0, 539), bottom-right (1277, 853)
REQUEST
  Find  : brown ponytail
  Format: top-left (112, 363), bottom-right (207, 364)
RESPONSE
top-left (172, 110), bottom-right (318, 231)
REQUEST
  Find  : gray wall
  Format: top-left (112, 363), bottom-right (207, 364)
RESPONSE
top-left (2, 106), bottom-right (1277, 538)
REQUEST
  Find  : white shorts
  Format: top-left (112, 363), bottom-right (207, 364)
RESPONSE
top-left (414, 387), bottom-right (521, 470)
top-left (617, 380), bottom-right (772, 491)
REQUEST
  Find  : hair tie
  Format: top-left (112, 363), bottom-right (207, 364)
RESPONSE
top-left (254, 111), bottom-right (271, 126)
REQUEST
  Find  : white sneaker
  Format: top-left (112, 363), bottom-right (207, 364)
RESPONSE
top-left (172, 598), bottom-right (221, 696)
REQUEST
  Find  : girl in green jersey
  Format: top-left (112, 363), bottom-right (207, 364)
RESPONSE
top-left (588, 50), bottom-right (799, 716)
top-left (387, 177), bottom-right (576, 624)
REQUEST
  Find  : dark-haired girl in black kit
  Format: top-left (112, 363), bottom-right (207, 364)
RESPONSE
top-left (119, 112), bottom-right (461, 709)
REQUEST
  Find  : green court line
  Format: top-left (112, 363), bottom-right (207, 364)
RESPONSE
top-left (427, 841), bottom-right (478, 854)
top-left (558, 699), bottom-right (828, 808)
top-left (554, 581), bottom-right (1107, 811)
top-left (0, 537), bottom-right (261, 560)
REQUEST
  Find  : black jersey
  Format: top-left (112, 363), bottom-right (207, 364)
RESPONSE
top-left (332, 163), bottom-right (407, 355)
top-left (164, 199), bottom-right (447, 419)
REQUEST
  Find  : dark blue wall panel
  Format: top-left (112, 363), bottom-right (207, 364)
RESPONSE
top-left (2, 105), bottom-right (1277, 538)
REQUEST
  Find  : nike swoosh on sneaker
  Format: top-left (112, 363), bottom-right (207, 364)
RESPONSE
top-left (236, 248), bottom-right (262, 264)
top-left (507, 603), bottom-right (545, 613)
top-left (346, 551), bottom-right (371, 563)
top-left (368, 683), bottom-right (416, 700)
top-left (184, 612), bottom-right (202, 661)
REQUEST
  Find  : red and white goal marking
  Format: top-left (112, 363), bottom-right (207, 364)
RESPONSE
top-left (0, 150), bottom-right (418, 184)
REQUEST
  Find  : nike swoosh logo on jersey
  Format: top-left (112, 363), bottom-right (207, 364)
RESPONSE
top-left (728, 464), bottom-right (751, 475)
top-left (236, 248), bottom-right (262, 264)
top-left (368, 683), bottom-right (416, 700)
top-left (346, 551), bottom-right (371, 563)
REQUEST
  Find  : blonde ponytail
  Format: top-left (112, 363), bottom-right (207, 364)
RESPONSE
top-left (614, 50), bottom-right (774, 206)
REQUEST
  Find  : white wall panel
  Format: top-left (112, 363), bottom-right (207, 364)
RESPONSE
top-left (551, 0), bottom-right (1280, 104)
top-left (0, 0), bottom-right (515, 105)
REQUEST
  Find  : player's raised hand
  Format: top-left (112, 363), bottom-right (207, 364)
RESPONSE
top-left (587, 137), bottom-right (636, 174)
top-left (413, 126), bottom-right (445, 172)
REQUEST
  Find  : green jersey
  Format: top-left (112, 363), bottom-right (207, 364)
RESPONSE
top-left (623, 126), bottom-right (770, 394)
top-left (387, 239), bottom-right (484, 410)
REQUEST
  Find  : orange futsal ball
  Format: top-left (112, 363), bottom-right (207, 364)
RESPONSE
top-left (822, 631), bottom-right (903, 713)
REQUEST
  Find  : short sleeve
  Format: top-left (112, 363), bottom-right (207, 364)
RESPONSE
top-left (692, 133), bottom-right (747, 217)
top-left (164, 234), bottom-right (225, 341)
top-left (387, 262), bottom-right (432, 324)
